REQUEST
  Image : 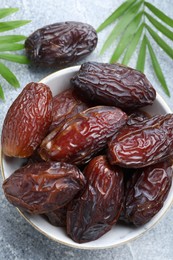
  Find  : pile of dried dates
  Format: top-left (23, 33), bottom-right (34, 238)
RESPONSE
top-left (2, 61), bottom-right (173, 244)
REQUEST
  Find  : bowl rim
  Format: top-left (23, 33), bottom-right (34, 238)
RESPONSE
top-left (1, 65), bottom-right (173, 250)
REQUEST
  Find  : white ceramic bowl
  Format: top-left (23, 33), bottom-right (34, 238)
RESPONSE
top-left (1, 66), bottom-right (173, 249)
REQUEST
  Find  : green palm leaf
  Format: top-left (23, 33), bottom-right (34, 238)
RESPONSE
top-left (100, 0), bottom-right (143, 55)
top-left (122, 23), bottom-right (144, 65)
top-left (0, 20), bottom-right (31, 32)
top-left (146, 24), bottom-right (173, 59)
top-left (0, 62), bottom-right (20, 89)
top-left (0, 53), bottom-right (30, 64)
top-left (146, 37), bottom-right (170, 96)
top-left (0, 8), bottom-right (18, 19)
top-left (97, 0), bottom-right (137, 32)
top-left (97, 0), bottom-right (173, 96)
top-left (136, 36), bottom-right (147, 72)
top-left (0, 43), bottom-right (24, 52)
top-left (0, 8), bottom-right (31, 100)
top-left (145, 2), bottom-right (173, 28)
top-left (0, 84), bottom-right (4, 100)
top-left (145, 12), bottom-right (173, 41)
top-left (110, 11), bottom-right (143, 63)
top-left (0, 35), bottom-right (27, 44)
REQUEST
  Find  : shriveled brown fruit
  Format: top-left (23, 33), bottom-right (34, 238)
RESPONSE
top-left (44, 205), bottom-right (68, 227)
top-left (3, 161), bottom-right (86, 214)
top-left (25, 22), bottom-right (97, 67)
top-left (71, 62), bottom-right (156, 109)
top-left (124, 161), bottom-right (173, 226)
top-left (1, 82), bottom-right (53, 158)
top-left (108, 114), bottom-right (173, 168)
top-left (39, 106), bottom-right (127, 165)
top-left (67, 155), bottom-right (124, 243)
top-left (49, 88), bottom-right (90, 132)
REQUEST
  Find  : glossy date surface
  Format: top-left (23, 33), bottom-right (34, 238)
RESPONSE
top-left (66, 155), bottom-right (124, 243)
top-left (108, 114), bottom-right (173, 168)
top-left (39, 106), bottom-right (127, 165)
top-left (124, 161), bottom-right (173, 226)
top-left (1, 82), bottom-right (52, 158)
top-left (25, 22), bottom-right (97, 66)
top-left (71, 62), bottom-right (156, 109)
top-left (44, 205), bottom-right (67, 227)
top-left (49, 88), bottom-right (90, 132)
top-left (3, 162), bottom-right (86, 214)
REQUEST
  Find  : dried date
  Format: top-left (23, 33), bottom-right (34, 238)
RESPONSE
top-left (124, 161), bottom-right (173, 226)
top-left (110, 114), bottom-right (163, 145)
top-left (71, 62), bottom-right (156, 109)
top-left (127, 110), bottom-right (150, 125)
top-left (108, 114), bottom-right (173, 168)
top-left (25, 22), bottom-right (97, 66)
top-left (2, 161), bottom-right (86, 214)
top-left (66, 155), bottom-right (124, 243)
top-left (44, 205), bottom-right (67, 227)
top-left (49, 88), bottom-right (90, 132)
top-left (39, 106), bottom-right (127, 165)
top-left (1, 82), bottom-right (52, 158)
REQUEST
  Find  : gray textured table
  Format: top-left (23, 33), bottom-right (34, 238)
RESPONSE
top-left (0, 0), bottom-right (173, 259)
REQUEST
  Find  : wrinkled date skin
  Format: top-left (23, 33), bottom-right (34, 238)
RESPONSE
top-left (124, 161), bottom-right (173, 226)
top-left (66, 155), bottom-right (124, 243)
top-left (111, 114), bottom-right (163, 142)
top-left (39, 106), bottom-right (127, 165)
top-left (2, 162), bottom-right (86, 214)
top-left (108, 114), bottom-right (173, 168)
top-left (1, 82), bottom-right (52, 158)
top-left (49, 88), bottom-right (90, 132)
top-left (71, 62), bottom-right (156, 109)
top-left (127, 110), bottom-right (150, 125)
top-left (44, 205), bottom-right (67, 227)
top-left (25, 22), bottom-right (97, 66)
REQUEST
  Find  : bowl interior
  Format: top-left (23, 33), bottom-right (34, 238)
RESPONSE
top-left (1, 65), bottom-right (173, 249)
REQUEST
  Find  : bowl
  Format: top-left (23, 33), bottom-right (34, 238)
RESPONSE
top-left (1, 65), bottom-right (173, 249)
